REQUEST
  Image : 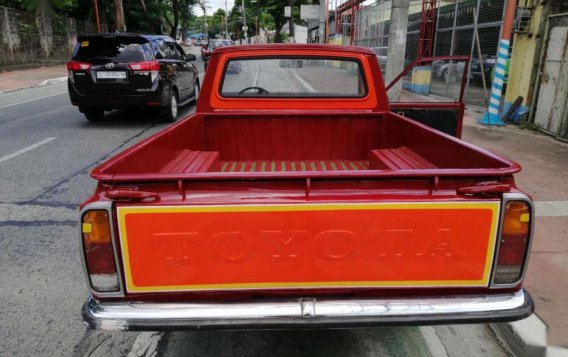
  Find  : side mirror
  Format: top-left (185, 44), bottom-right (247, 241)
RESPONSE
top-left (185, 53), bottom-right (196, 61)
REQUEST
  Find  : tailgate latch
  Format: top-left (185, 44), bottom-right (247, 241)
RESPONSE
top-left (457, 182), bottom-right (511, 196)
top-left (105, 189), bottom-right (161, 202)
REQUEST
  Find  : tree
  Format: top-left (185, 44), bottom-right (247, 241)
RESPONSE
top-left (247, 0), bottom-right (309, 43)
top-left (122, 0), bottom-right (166, 33)
top-left (179, 0), bottom-right (197, 41)
top-left (206, 8), bottom-right (225, 38)
top-left (114, 0), bottom-right (125, 31)
top-left (19, 0), bottom-right (74, 15)
top-left (163, 0), bottom-right (199, 39)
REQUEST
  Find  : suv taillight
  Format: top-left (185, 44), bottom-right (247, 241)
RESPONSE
top-left (493, 199), bottom-right (533, 285)
top-left (81, 210), bottom-right (120, 292)
top-left (128, 60), bottom-right (160, 71)
top-left (129, 60), bottom-right (160, 82)
top-left (67, 60), bottom-right (91, 71)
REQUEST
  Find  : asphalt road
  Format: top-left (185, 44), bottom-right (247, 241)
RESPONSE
top-left (0, 54), bottom-right (511, 357)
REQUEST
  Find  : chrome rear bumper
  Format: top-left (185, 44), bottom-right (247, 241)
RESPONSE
top-left (82, 289), bottom-right (533, 331)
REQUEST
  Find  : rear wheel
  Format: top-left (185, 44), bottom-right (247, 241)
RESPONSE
top-left (82, 108), bottom-right (104, 122)
top-left (441, 68), bottom-right (448, 82)
top-left (159, 90), bottom-right (178, 123)
top-left (191, 80), bottom-right (200, 105)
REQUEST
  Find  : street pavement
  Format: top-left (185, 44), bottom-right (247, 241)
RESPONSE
top-left (0, 51), bottom-right (521, 357)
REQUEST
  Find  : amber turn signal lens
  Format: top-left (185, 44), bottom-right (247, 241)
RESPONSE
top-left (81, 209), bottom-right (119, 292)
top-left (82, 210), bottom-right (111, 244)
top-left (502, 201), bottom-right (530, 235)
top-left (493, 200), bottom-right (532, 285)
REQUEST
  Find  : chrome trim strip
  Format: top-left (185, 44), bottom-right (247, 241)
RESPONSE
top-left (79, 202), bottom-right (125, 298)
top-left (490, 193), bottom-right (535, 289)
top-left (83, 290), bottom-right (533, 331)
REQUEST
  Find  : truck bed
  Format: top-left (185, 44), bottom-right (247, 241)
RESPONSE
top-left (92, 111), bottom-right (519, 181)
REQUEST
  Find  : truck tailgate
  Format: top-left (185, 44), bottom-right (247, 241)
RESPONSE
top-left (116, 201), bottom-right (500, 293)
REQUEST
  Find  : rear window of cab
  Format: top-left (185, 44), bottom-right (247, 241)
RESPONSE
top-left (220, 57), bottom-right (367, 98)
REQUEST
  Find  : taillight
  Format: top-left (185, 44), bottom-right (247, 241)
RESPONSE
top-left (67, 60), bottom-right (91, 71)
top-left (81, 210), bottom-right (120, 292)
top-left (128, 60), bottom-right (160, 71)
top-left (493, 199), bottom-right (533, 285)
top-left (129, 60), bottom-right (160, 82)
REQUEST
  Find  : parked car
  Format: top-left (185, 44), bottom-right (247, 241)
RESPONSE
top-left (432, 60), bottom-right (467, 81)
top-left (470, 57), bottom-right (497, 87)
top-left (371, 46), bottom-right (388, 73)
top-left (80, 44), bottom-right (534, 331)
top-left (67, 33), bottom-right (200, 122)
top-left (201, 39), bottom-right (235, 71)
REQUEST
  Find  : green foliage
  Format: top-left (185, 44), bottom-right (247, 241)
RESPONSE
top-left (0, 0), bottom-right (75, 15)
top-left (123, 0), bottom-right (169, 33)
top-left (251, 0), bottom-right (311, 42)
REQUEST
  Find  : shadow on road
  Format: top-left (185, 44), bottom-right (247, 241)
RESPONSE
top-left (162, 327), bottom-right (430, 357)
top-left (78, 104), bottom-right (196, 128)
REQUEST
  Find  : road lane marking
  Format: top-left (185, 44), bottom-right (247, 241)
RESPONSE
top-left (292, 72), bottom-right (317, 93)
top-left (0, 137), bottom-right (56, 164)
top-left (253, 61), bottom-right (261, 87)
top-left (0, 91), bottom-right (67, 110)
top-left (127, 332), bottom-right (163, 357)
top-left (420, 326), bottom-right (449, 357)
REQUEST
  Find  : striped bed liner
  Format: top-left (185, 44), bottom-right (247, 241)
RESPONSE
top-left (220, 160), bottom-right (370, 172)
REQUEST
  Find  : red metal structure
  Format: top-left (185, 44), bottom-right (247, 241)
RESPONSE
top-left (335, 0), bottom-right (365, 40)
top-left (335, 0), bottom-right (438, 55)
top-left (417, 0), bottom-right (438, 58)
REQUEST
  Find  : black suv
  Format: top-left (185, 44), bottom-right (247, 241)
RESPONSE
top-left (67, 34), bottom-right (199, 122)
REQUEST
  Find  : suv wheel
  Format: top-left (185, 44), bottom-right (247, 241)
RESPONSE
top-left (160, 90), bottom-right (178, 123)
top-left (191, 80), bottom-right (200, 105)
top-left (83, 108), bottom-right (104, 122)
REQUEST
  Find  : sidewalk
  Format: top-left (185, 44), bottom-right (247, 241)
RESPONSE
top-left (461, 105), bottom-right (568, 350)
top-left (0, 65), bottom-right (67, 93)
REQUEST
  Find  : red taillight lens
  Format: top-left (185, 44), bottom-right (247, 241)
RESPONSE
top-left (493, 200), bottom-right (532, 285)
top-left (82, 210), bottom-right (120, 292)
top-left (67, 60), bottom-right (91, 71)
top-left (128, 60), bottom-right (160, 71)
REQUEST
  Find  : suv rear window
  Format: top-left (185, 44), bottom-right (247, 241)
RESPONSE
top-left (74, 37), bottom-right (152, 62)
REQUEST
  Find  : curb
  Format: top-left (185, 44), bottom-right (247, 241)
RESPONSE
top-left (0, 76), bottom-right (67, 95)
top-left (490, 314), bottom-right (568, 357)
top-left (37, 76), bottom-right (68, 87)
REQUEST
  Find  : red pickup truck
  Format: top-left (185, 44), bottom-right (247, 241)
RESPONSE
top-left (80, 44), bottom-right (533, 330)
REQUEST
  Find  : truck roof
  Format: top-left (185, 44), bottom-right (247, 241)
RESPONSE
top-left (213, 44), bottom-right (376, 55)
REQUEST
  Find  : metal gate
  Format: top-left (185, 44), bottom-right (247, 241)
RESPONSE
top-left (353, 0), bottom-right (506, 105)
top-left (531, 13), bottom-right (568, 141)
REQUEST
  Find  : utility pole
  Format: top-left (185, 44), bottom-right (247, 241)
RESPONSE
top-left (318, 0), bottom-right (326, 43)
top-left (92, 0), bottom-right (101, 33)
top-left (480, 0), bottom-right (518, 126)
top-left (225, 0), bottom-right (229, 39)
top-left (289, 0), bottom-right (294, 40)
top-left (384, 0), bottom-right (410, 101)
top-left (241, 0), bottom-right (248, 41)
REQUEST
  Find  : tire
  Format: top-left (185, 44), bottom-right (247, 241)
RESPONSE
top-left (159, 89), bottom-right (178, 123)
top-left (190, 80), bottom-right (200, 105)
top-left (83, 108), bottom-right (104, 122)
top-left (441, 68), bottom-right (448, 82)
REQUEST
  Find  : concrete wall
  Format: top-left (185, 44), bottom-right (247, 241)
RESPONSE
top-left (0, 6), bottom-right (97, 68)
top-left (505, 3), bottom-right (550, 121)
